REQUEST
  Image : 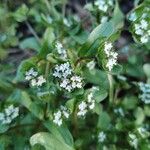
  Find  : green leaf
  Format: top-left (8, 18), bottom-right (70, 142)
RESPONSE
top-left (97, 112), bottom-right (111, 130)
top-left (43, 27), bottom-right (55, 44)
top-left (0, 124), bottom-right (9, 133)
top-left (134, 107), bottom-right (145, 125)
top-left (44, 121), bottom-right (74, 147)
top-left (94, 89), bottom-right (108, 103)
top-left (19, 37), bottom-right (40, 52)
top-left (143, 64), bottom-right (150, 78)
top-left (30, 132), bottom-right (75, 150)
top-left (83, 68), bottom-right (109, 90)
top-left (111, 64), bottom-right (123, 75)
top-left (13, 4), bottom-right (29, 22)
top-left (66, 99), bottom-right (75, 113)
top-left (79, 21), bottom-right (114, 57)
top-left (123, 96), bottom-right (138, 110)
top-left (111, 0), bottom-right (124, 29)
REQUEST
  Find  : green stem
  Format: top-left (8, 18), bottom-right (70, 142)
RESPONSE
top-left (62, 3), bottom-right (66, 19)
top-left (25, 21), bottom-right (41, 44)
top-left (44, 0), bottom-right (51, 12)
top-left (107, 73), bottom-right (114, 104)
top-left (45, 61), bottom-right (50, 80)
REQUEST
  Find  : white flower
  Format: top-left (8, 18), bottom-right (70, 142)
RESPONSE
top-left (53, 62), bottom-right (72, 79)
top-left (53, 110), bottom-right (62, 126)
top-left (140, 35), bottom-right (149, 43)
top-left (55, 42), bottom-right (67, 59)
top-left (36, 75), bottom-right (46, 86)
top-left (53, 62), bottom-right (83, 92)
top-left (98, 131), bottom-right (106, 142)
top-left (114, 107), bottom-right (124, 117)
top-left (95, 0), bottom-right (114, 12)
top-left (70, 75), bottom-right (83, 89)
top-left (87, 60), bottom-right (96, 70)
top-left (0, 105), bottom-right (19, 125)
top-left (140, 19), bottom-right (148, 30)
top-left (104, 42), bottom-right (113, 56)
top-left (104, 42), bottom-right (118, 71)
top-left (31, 79), bottom-right (37, 86)
top-left (53, 106), bottom-right (70, 126)
top-left (129, 12), bottom-right (137, 21)
top-left (77, 101), bottom-right (88, 117)
top-left (129, 133), bottom-right (138, 149)
top-left (25, 68), bottom-right (38, 81)
top-left (139, 82), bottom-right (150, 104)
top-left (60, 106), bottom-right (70, 119)
top-left (60, 79), bottom-right (70, 88)
top-left (87, 93), bottom-right (95, 110)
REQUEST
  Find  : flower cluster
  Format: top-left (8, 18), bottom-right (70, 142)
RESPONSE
top-left (134, 19), bottom-right (149, 43)
top-left (53, 62), bottom-right (83, 92)
top-left (77, 92), bottom-right (95, 117)
top-left (53, 105), bottom-right (70, 126)
top-left (138, 82), bottom-right (150, 104)
top-left (0, 105), bottom-right (19, 125)
top-left (128, 133), bottom-right (138, 149)
top-left (55, 41), bottom-right (67, 59)
top-left (129, 7), bottom-right (150, 43)
top-left (98, 131), bottom-right (106, 143)
top-left (94, 0), bottom-right (114, 13)
top-left (25, 68), bottom-right (46, 87)
top-left (103, 42), bottom-right (118, 71)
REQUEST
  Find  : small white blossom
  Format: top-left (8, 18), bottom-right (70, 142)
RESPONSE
top-left (140, 19), bottom-right (148, 30)
top-left (114, 107), bottom-right (124, 117)
top-left (95, 0), bottom-right (114, 12)
top-left (70, 75), bottom-right (83, 89)
top-left (0, 105), bottom-right (19, 125)
top-left (129, 12), bottom-right (137, 21)
top-left (140, 35), bottom-right (149, 43)
top-left (31, 79), bottom-right (37, 86)
top-left (103, 42), bottom-right (118, 71)
top-left (87, 93), bottom-right (95, 110)
top-left (36, 75), bottom-right (46, 86)
top-left (53, 62), bottom-right (72, 79)
top-left (55, 42), bottom-right (67, 59)
top-left (53, 106), bottom-right (70, 126)
top-left (60, 106), bottom-right (70, 119)
top-left (98, 131), bottom-right (106, 142)
top-left (53, 110), bottom-right (62, 126)
top-left (87, 60), bottom-right (96, 70)
top-left (129, 133), bottom-right (138, 149)
top-left (25, 68), bottom-right (38, 81)
top-left (133, 18), bottom-right (149, 44)
top-left (25, 68), bottom-right (46, 87)
top-left (77, 101), bottom-right (88, 117)
top-left (53, 62), bottom-right (83, 92)
top-left (139, 82), bottom-right (150, 104)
